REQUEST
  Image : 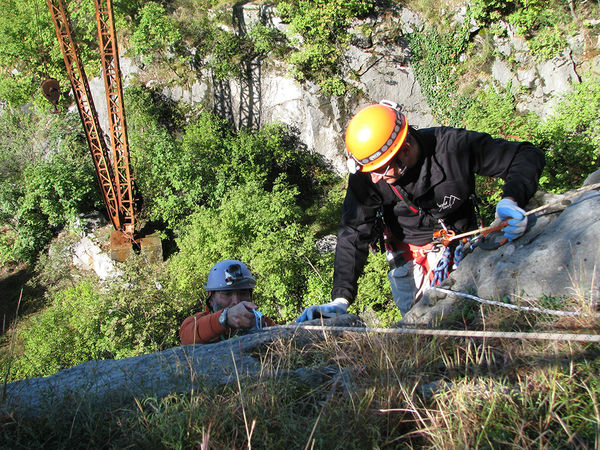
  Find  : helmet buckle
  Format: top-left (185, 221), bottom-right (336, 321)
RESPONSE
top-left (346, 156), bottom-right (360, 174)
top-left (380, 99), bottom-right (400, 111)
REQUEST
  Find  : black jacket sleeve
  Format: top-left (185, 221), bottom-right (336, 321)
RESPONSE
top-left (459, 129), bottom-right (545, 207)
top-left (500, 142), bottom-right (545, 207)
top-left (331, 173), bottom-right (383, 303)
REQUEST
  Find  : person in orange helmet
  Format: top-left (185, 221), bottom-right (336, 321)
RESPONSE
top-left (297, 100), bottom-right (545, 321)
top-left (180, 259), bottom-right (275, 345)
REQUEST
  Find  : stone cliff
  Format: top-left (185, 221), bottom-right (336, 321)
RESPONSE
top-left (88, 3), bottom-right (598, 174)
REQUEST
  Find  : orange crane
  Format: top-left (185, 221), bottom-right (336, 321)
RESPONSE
top-left (45, 0), bottom-right (159, 260)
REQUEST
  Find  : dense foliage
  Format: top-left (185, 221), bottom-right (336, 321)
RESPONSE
top-left (126, 85), bottom-right (337, 230)
top-left (534, 78), bottom-right (600, 191)
top-left (167, 180), bottom-right (329, 322)
top-left (276, 0), bottom-right (375, 94)
top-left (0, 109), bottom-right (100, 263)
top-left (5, 258), bottom-right (190, 380)
top-left (408, 24), bottom-right (473, 127)
top-left (470, 0), bottom-right (574, 61)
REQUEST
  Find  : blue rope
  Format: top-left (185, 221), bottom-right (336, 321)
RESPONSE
top-left (432, 234), bottom-right (483, 286)
top-left (431, 247), bottom-right (452, 286)
top-left (454, 242), bottom-right (467, 265)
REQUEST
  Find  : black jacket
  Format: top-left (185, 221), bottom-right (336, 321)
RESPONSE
top-left (332, 126), bottom-right (545, 303)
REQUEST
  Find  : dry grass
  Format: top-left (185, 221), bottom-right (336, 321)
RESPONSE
top-left (2, 281), bottom-right (600, 447)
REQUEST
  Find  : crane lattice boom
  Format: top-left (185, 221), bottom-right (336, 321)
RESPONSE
top-left (46, 0), bottom-right (136, 237)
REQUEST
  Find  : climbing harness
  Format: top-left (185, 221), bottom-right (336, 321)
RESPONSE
top-left (431, 246), bottom-right (452, 286)
top-left (430, 216), bottom-right (513, 285)
top-left (430, 219), bottom-right (461, 286)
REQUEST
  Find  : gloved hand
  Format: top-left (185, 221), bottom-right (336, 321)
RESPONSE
top-left (227, 302), bottom-right (257, 329)
top-left (296, 298), bottom-right (349, 322)
top-left (495, 198), bottom-right (528, 241)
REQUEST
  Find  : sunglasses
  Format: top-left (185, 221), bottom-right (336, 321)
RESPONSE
top-left (371, 161), bottom-right (394, 176)
top-left (370, 137), bottom-right (410, 176)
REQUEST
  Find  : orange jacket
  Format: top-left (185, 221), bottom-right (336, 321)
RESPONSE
top-left (179, 306), bottom-right (275, 345)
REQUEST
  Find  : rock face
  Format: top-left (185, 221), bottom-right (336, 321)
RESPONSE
top-left (404, 181), bottom-right (600, 326)
top-left (491, 22), bottom-right (585, 117)
top-left (1, 315), bottom-right (364, 419)
top-left (72, 237), bottom-right (120, 280)
top-left (85, 5), bottom-right (598, 174)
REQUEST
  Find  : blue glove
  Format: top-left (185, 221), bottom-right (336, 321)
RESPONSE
top-left (296, 298), bottom-right (349, 322)
top-left (495, 198), bottom-right (527, 241)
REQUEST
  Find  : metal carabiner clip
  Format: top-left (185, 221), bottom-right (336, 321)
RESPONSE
top-left (252, 309), bottom-right (264, 330)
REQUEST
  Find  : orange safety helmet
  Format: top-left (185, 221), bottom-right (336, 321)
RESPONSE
top-left (345, 100), bottom-right (408, 173)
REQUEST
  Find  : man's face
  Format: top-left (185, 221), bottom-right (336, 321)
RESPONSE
top-left (210, 289), bottom-right (253, 312)
top-left (369, 133), bottom-right (419, 185)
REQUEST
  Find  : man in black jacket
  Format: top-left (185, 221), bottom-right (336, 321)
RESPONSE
top-left (297, 100), bottom-right (545, 322)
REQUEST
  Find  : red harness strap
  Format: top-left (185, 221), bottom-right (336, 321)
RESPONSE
top-left (396, 241), bottom-right (436, 282)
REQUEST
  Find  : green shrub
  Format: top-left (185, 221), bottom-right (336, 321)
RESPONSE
top-left (535, 78), bottom-right (600, 192)
top-left (5, 256), bottom-right (194, 380)
top-left (463, 83), bottom-right (539, 141)
top-left (129, 2), bottom-right (182, 65)
top-left (506, 0), bottom-right (570, 60)
top-left (0, 109), bottom-right (99, 264)
top-left (7, 280), bottom-right (106, 380)
top-left (527, 23), bottom-right (566, 61)
top-left (408, 24), bottom-right (473, 126)
top-left (470, 0), bottom-right (516, 25)
top-left (208, 29), bottom-right (252, 81)
top-left (127, 87), bottom-right (337, 230)
top-left (95, 256), bottom-right (193, 359)
top-left (277, 0), bottom-right (374, 95)
top-left (167, 180), bottom-right (326, 322)
top-left (249, 23), bottom-right (288, 57)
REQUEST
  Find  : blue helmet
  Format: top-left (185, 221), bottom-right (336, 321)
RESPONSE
top-left (204, 259), bottom-right (256, 291)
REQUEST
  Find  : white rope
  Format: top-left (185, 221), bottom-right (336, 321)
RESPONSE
top-left (273, 324), bottom-right (600, 343)
top-left (272, 185), bottom-right (600, 344)
top-left (430, 287), bottom-right (600, 318)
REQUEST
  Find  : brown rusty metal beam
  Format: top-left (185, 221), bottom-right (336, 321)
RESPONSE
top-left (94, 0), bottom-right (135, 237)
top-left (46, 0), bottom-right (122, 231)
